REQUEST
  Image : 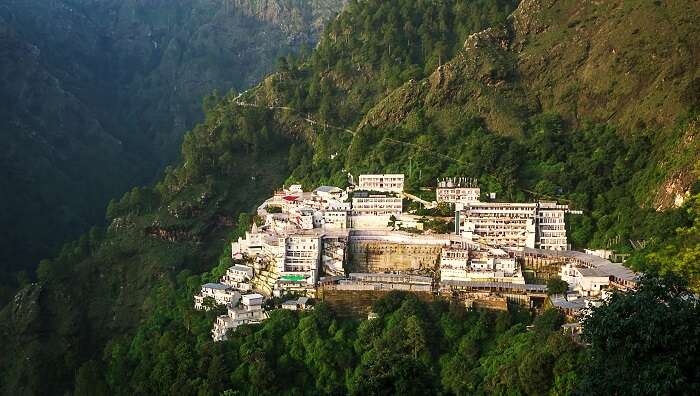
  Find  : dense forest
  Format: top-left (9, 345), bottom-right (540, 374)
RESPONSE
top-left (1, 0), bottom-right (699, 395)
top-left (0, 0), bottom-right (346, 302)
top-left (68, 276), bottom-right (700, 395)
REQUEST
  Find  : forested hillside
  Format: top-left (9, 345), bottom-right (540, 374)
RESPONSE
top-left (0, 0), bottom-right (346, 301)
top-left (1, 0), bottom-right (699, 394)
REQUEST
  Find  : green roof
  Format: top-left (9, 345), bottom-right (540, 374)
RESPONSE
top-left (280, 274), bottom-right (306, 281)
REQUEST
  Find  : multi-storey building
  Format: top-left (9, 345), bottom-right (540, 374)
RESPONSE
top-left (194, 283), bottom-right (240, 310)
top-left (536, 202), bottom-right (570, 250)
top-left (439, 245), bottom-right (471, 282)
top-left (351, 192), bottom-right (403, 216)
top-left (459, 201), bottom-right (574, 250)
top-left (559, 263), bottom-right (610, 297)
top-left (212, 293), bottom-right (266, 341)
top-left (323, 210), bottom-right (349, 229)
top-left (436, 177), bottom-right (481, 204)
top-left (222, 264), bottom-right (254, 291)
top-left (281, 233), bottom-right (322, 283)
top-left (460, 202), bottom-right (538, 248)
top-left (358, 174), bottom-right (405, 192)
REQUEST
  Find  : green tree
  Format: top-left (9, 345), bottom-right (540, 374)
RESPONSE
top-left (580, 274), bottom-right (700, 395)
top-left (546, 276), bottom-right (569, 295)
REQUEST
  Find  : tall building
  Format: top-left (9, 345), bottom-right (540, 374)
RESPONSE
top-left (536, 202), bottom-right (570, 250)
top-left (282, 233), bottom-right (322, 283)
top-left (436, 177), bottom-right (480, 204)
top-left (351, 192), bottom-right (403, 216)
top-left (358, 174), bottom-right (404, 192)
top-left (459, 201), bottom-right (573, 250)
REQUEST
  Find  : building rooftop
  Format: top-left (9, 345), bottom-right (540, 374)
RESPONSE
top-left (279, 274), bottom-right (307, 282)
top-left (282, 296), bottom-right (310, 306)
top-left (441, 280), bottom-right (547, 292)
top-left (202, 283), bottom-right (231, 290)
top-left (550, 295), bottom-right (586, 310)
top-left (576, 267), bottom-right (609, 278)
top-left (514, 247), bottom-right (637, 282)
top-left (315, 185), bottom-right (343, 194)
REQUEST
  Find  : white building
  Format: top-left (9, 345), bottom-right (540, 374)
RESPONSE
top-left (194, 283), bottom-right (240, 310)
top-left (459, 201), bottom-right (575, 250)
top-left (314, 185), bottom-right (346, 202)
top-left (282, 233), bottom-right (322, 283)
top-left (212, 293), bottom-right (267, 341)
top-left (358, 174), bottom-right (404, 192)
top-left (439, 243), bottom-right (524, 284)
top-left (559, 263), bottom-right (610, 297)
top-left (222, 264), bottom-right (254, 291)
top-left (351, 192), bottom-right (403, 216)
top-left (323, 210), bottom-right (349, 229)
top-left (439, 245), bottom-right (471, 282)
top-left (436, 178), bottom-right (480, 204)
top-left (281, 296), bottom-right (310, 311)
top-left (460, 202), bottom-right (538, 248)
top-left (536, 202), bottom-right (570, 250)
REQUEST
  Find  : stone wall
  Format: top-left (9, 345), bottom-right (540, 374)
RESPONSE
top-left (318, 288), bottom-right (435, 317)
top-left (347, 241), bottom-right (442, 274)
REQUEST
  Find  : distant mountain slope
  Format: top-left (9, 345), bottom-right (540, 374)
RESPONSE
top-left (360, 0), bottom-right (700, 207)
top-left (0, 0), bottom-right (346, 293)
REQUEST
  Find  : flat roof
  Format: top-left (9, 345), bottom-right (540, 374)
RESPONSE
top-left (279, 274), bottom-right (306, 281)
top-left (315, 185), bottom-right (343, 193)
top-left (202, 283), bottom-right (231, 290)
top-left (441, 280), bottom-right (547, 291)
top-left (243, 293), bottom-right (264, 299)
top-left (513, 247), bottom-right (637, 282)
top-left (230, 264), bottom-right (253, 272)
top-left (550, 296), bottom-right (585, 310)
top-left (576, 267), bottom-right (609, 278)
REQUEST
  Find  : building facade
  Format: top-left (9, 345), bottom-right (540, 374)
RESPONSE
top-left (282, 233), bottom-right (322, 283)
top-left (212, 293), bottom-right (266, 341)
top-left (351, 194), bottom-right (403, 216)
top-left (358, 174), bottom-right (405, 192)
top-left (194, 283), bottom-right (240, 310)
top-left (559, 263), bottom-right (610, 297)
top-left (459, 201), bottom-right (574, 250)
top-left (436, 178), bottom-right (480, 204)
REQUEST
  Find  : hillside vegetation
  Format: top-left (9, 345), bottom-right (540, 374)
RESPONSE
top-left (0, 0), bottom-right (347, 301)
top-left (1, 0), bottom-right (699, 395)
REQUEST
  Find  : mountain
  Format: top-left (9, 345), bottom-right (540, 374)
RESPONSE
top-left (0, 0), bottom-right (347, 298)
top-left (1, 0), bottom-right (699, 394)
top-left (359, 0), bottom-right (700, 207)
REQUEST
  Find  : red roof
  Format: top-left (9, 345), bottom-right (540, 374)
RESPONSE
top-left (283, 195), bottom-right (299, 202)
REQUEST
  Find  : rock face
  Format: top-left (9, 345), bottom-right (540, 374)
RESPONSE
top-left (233, 0), bottom-right (347, 41)
top-left (0, 0), bottom-right (346, 280)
